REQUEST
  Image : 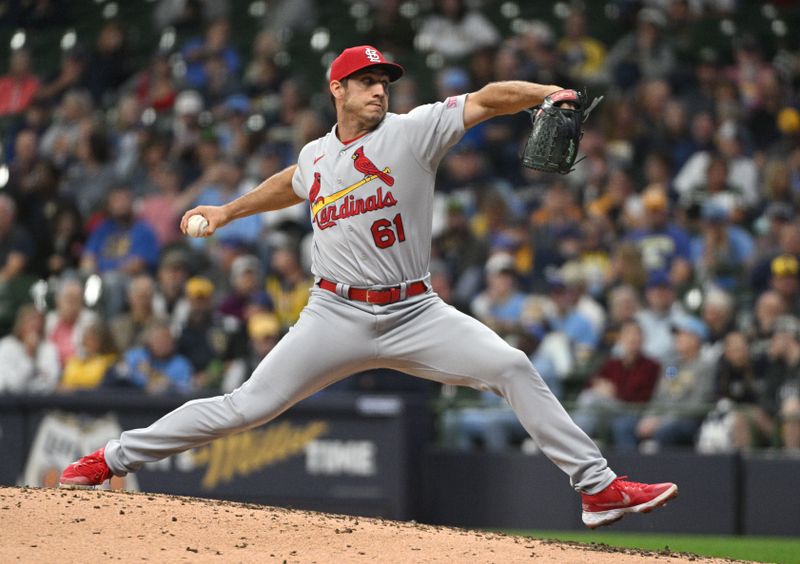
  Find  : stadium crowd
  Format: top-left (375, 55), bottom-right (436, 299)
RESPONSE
top-left (0, 0), bottom-right (799, 454)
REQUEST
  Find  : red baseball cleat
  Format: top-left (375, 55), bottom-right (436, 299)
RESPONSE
top-left (581, 476), bottom-right (678, 529)
top-left (59, 448), bottom-right (113, 488)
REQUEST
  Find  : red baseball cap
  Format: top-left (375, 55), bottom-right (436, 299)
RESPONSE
top-left (329, 45), bottom-right (404, 83)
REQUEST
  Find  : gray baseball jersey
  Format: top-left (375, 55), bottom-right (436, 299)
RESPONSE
top-left (103, 96), bottom-right (615, 495)
top-left (291, 95), bottom-right (466, 287)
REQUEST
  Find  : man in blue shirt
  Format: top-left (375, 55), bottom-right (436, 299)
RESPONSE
top-left (689, 202), bottom-right (754, 293)
top-left (83, 186), bottom-right (159, 274)
top-left (627, 185), bottom-right (692, 286)
top-left (82, 185), bottom-right (160, 314)
top-left (110, 320), bottom-right (193, 395)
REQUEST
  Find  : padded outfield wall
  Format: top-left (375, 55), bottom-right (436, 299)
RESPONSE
top-left (1, 393), bottom-right (798, 536)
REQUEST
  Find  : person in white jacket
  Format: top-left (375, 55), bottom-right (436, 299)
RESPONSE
top-left (0, 304), bottom-right (60, 394)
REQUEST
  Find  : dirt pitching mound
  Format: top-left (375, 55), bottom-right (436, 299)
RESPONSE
top-left (0, 486), bottom-right (735, 563)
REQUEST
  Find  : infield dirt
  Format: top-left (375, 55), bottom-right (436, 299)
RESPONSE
top-left (0, 486), bottom-right (738, 563)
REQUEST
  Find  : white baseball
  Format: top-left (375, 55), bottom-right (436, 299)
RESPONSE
top-left (186, 214), bottom-right (209, 238)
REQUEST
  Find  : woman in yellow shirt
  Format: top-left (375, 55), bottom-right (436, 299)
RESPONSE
top-left (60, 321), bottom-right (118, 391)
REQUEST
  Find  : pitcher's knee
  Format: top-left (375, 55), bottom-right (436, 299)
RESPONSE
top-left (228, 388), bottom-right (291, 429)
top-left (492, 350), bottom-right (538, 390)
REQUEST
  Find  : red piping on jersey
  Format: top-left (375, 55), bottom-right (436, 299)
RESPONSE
top-left (339, 131), bottom-right (369, 146)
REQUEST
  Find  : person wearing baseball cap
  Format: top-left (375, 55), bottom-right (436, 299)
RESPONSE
top-left (66, 42), bottom-right (677, 532)
top-left (614, 313), bottom-right (716, 452)
top-left (328, 45), bottom-right (404, 84)
top-left (628, 185), bottom-right (692, 287)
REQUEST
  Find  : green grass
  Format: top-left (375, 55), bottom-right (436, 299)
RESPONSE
top-left (501, 530), bottom-right (800, 563)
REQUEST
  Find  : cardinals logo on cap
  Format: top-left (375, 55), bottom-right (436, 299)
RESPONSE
top-left (364, 47), bottom-right (381, 62)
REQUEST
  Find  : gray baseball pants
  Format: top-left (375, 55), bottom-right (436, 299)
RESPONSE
top-left (104, 288), bottom-right (616, 493)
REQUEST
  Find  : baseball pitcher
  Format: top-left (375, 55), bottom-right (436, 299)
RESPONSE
top-left (61, 45), bottom-right (676, 528)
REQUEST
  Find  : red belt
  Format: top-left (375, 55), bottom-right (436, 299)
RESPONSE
top-left (318, 278), bottom-right (427, 305)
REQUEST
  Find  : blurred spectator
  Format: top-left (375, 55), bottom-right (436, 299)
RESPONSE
top-left (181, 18), bottom-right (240, 91)
top-left (61, 128), bottom-right (118, 220)
top-left (700, 287), bottom-right (736, 359)
top-left (627, 185), bottom-right (692, 286)
top-left (531, 267), bottom-right (600, 399)
top-left (59, 320), bottom-right (118, 391)
top-left (106, 319), bottom-right (193, 395)
top-left (192, 159), bottom-right (262, 247)
top-left (214, 94), bottom-right (251, 158)
top-left (131, 51), bottom-right (177, 112)
top-left (39, 88), bottom-right (92, 166)
top-left (728, 33), bottom-right (770, 112)
top-left (35, 48), bottom-right (88, 106)
top-left (530, 183), bottom-right (584, 286)
top-left (600, 284), bottom-right (642, 349)
top-left (415, 0), bottom-right (500, 61)
top-left (82, 185), bottom-right (159, 276)
top-left (153, 0), bottom-right (223, 32)
top-left (690, 203), bottom-right (755, 293)
top-left (221, 311), bottom-right (281, 393)
top-left (218, 254), bottom-right (272, 322)
top-left (153, 248), bottom-right (192, 322)
top-left (85, 20), bottom-right (130, 106)
top-left (560, 261), bottom-right (606, 337)
top-left (681, 47), bottom-right (721, 118)
top-left (0, 305), bottom-right (60, 393)
top-left (243, 31), bottom-right (284, 98)
top-left (768, 254), bottom-right (800, 317)
top-left (175, 276), bottom-right (245, 390)
top-left (754, 316), bottom-right (800, 449)
top-left (571, 321), bottom-right (660, 442)
top-left (137, 161), bottom-right (197, 246)
top-left (470, 253), bottom-right (527, 339)
top-left (636, 270), bottom-right (679, 365)
top-left (515, 21), bottom-right (570, 87)
top-left (761, 159), bottom-right (798, 211)
top-left (0, 48), bottom-right (41, 116)
top-left (708, 331), bottom-right (775, 450)
top-left (8, 154), bottom-right (71, 271)
top-left (437, 139), bottom-right (495, 197)
top-left (0, 194), bottom-right (34, 282)
top-left (46, 204), bottom-right (84, 279)
top-left (200, 54), bottom-right (241, 110)
top-left (606, 241), bottom-right (648, 292)
top-left (614, 315), bottom-right (715, 451)
top-left (370, 0), bottom-right (415, 58)
top-left (0, 194), bottom-right (36, 335)
top-left (265, 243), bottom-right (312, 329)
top-left (432, 199), bottom-right (487, 309)
top-left (110, 274), bottom-right (164, 352)
top-left (8, 128), bottom-right (40, 181)
top-left (110, 95), bottom-right (143, 183)
top-left (557, 7), bottom-right (607, 85)
top-left (744, 290), bottom-right (787, 359)
top-left (440, 389), bottom-right (527, 452)
top-left (587, 168), bottom-right (635, 231)
top-left (44, 277), bottom-right (97, 366)
top-left (171, 89), bottom-right (205, 162)
top-left (675, 122), bottom-right (760, 212)
top-left (81, 186), bottom-right (160, 314)
top-left (752, 222), bottom-right (800, 295)
top-left (604, 7), bottom-right (676, 89)
top-left (577, 217), bottom-right (613, 297)
top-left (754, 204), bottom-right (795, 269)
top-left (257, 0), bottom-right (316, 36)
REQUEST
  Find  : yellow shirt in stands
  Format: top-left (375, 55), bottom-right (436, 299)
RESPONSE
top-left (60, 354), bottom-right (118, 390)
top-left (265, 276), bottom-right (313, 328)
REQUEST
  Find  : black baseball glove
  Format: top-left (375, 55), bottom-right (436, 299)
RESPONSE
top-left (521, 89), bottom-right (603, 175)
